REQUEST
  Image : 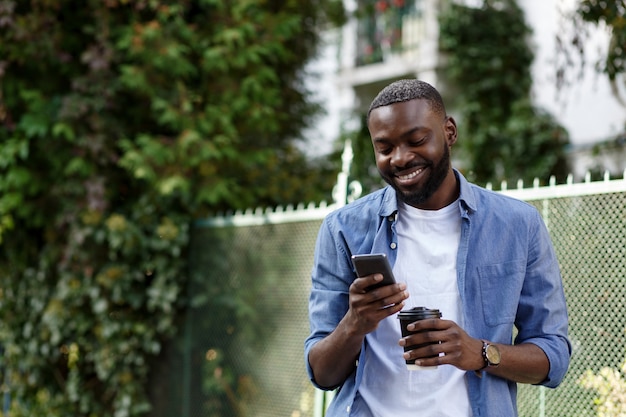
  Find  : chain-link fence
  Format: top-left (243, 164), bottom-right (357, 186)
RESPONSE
top-left (516, 188), bottom-right (626, 416)
top-left (159, 175), bottom-right (626, 417)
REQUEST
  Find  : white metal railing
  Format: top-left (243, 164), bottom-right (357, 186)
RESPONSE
top-left (490, 170), bottom-right (626, 201)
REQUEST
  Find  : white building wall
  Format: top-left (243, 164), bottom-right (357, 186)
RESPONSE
top-left (522, 0), bottom-right (625, 146)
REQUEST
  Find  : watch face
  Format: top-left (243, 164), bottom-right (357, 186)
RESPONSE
top-left (486, 345), bottom-right (501, 365)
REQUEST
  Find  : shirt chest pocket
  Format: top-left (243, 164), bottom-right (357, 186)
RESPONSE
top-left (477, 260), bottom-right (526, 326)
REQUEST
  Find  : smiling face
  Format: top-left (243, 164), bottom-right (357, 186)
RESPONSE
top-left (368, 99), bottom-right (459, 210)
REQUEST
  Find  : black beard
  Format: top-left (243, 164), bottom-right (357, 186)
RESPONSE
top-left (383, 144), bottom-right (451, 207)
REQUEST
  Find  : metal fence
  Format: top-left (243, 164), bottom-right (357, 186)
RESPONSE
top-left (164, 170), bottom-right (626, 417)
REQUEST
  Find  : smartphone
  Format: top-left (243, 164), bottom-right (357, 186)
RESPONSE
top-left (351, 253), bottom-right (397, 291)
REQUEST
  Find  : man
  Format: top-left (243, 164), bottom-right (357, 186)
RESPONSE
top-left (305, 79), bottom-right (571, 416)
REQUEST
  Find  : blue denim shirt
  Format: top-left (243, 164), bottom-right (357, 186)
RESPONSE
top-left (305, 170), bottom-right (571, 417)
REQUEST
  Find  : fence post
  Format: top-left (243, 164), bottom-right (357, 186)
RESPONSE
top-left (332, 139), bottom-right (362, 208)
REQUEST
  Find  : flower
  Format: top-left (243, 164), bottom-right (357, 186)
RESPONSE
top-left (375, 0), bottom-right (388, 13)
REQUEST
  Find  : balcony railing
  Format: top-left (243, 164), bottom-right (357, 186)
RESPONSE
top-left (355, 0), bottom-right (423, 66)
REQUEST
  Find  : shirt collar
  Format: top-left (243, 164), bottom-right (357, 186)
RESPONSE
top-left (455, 169), bottom-right (477, 214)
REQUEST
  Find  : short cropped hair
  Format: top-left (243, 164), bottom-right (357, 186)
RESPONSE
top-left (367, 79), bottom-right (446, 124)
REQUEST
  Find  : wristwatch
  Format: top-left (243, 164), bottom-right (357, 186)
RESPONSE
top-left (482, 340), bottom-right (501, 367)
top-left (475, 340), bottom-right (501, 376)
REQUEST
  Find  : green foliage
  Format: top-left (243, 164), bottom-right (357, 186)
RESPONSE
top-left (0, 1), bottom-right (343, 416)
top-left (558, 0), bottom-right (626, 103)
top-left (577, 0), bottom-right (626, 82)
top-left (579, 355), bottom-right (626, 417)
top-left (439, 0), bottom-right (570, 186)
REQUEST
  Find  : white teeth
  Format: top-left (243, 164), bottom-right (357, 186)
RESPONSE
top-left (397, 168), bottom-right (423, 181)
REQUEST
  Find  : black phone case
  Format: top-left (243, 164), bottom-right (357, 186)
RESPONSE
top-left (351, 253), bottom-right (396, 291)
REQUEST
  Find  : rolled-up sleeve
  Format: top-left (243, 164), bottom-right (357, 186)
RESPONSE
top-left (304, 218), bottom-right (353, 389)
top-left (515, 210), bottom-right (572, 388)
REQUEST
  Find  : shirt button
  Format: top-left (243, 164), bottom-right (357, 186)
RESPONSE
top-left (346, 405), bottom-right (351, 412)
top-left (390, 242), bottom-right (397, 250)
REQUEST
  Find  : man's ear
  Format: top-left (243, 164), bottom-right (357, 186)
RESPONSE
top-left (444, 116), bottom-right (458, 146)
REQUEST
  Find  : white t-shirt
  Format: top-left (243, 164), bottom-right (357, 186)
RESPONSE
top-left (353, 200), bottom-right (471, 416)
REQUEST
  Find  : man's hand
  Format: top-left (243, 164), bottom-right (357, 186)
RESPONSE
top-left (343, 274), bottom-right (409, 337)
top-left (398, 319), bottom-right (550, 383)
top-left (398, 318), bottom-right (484, 371)
top-left (308, 274), bottom-right (408, 389)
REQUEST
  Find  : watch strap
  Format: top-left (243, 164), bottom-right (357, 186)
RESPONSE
top-left (474, 340), bottom-right (494, 377)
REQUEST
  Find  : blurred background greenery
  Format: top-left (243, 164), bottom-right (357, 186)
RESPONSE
top-left (0, 1), bottom-right (624, 416)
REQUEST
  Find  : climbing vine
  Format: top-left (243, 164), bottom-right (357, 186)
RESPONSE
top-left (0, 1), bottom-right (343, 416)
top-left (438, 0), bottom-right (570, 186)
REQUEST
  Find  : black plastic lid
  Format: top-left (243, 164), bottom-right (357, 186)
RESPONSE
top-left (397, 306), bottom-right (441, 320)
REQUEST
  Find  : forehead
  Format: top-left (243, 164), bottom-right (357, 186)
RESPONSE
top-left (368, 99), bottom-right (438, 130)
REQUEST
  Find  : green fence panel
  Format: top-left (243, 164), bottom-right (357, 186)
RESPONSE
top-left (517, 191), bottom-right (626, 417)
top-left (182, 218), bottom-right (323, 417)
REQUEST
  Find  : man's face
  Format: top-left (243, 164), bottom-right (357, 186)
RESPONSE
top-left (368, 99), bottom-right (458, 210)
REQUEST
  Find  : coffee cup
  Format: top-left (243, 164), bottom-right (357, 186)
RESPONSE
top-left (397, 307), bottom-right (441, 370)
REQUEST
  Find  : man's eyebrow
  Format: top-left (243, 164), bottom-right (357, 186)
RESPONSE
top-left (373, 126), bottom-right (427, 143)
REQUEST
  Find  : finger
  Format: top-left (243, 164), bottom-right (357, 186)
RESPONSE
top-left (368, 282), bottom-right (407, 299)
top-left (414, 356), bottom-right (442, 367)
top-left (407, 317), bottom-right (448, 332)
top-left (350, 274), bottom-right (383, 293)
top-left (375, 299), bottom-right (405, 317)
top-left (349, 279), bottom-right (366, 295)
top-left (372, 288), bottom-right (409, 310)
top-left (400, 330), bottom-right (440, 348)
top-left (403, 342), bottom-right (442, 364)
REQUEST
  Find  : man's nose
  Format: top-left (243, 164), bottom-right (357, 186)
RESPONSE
top-left (390, 146), bottom-right (413, 167)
